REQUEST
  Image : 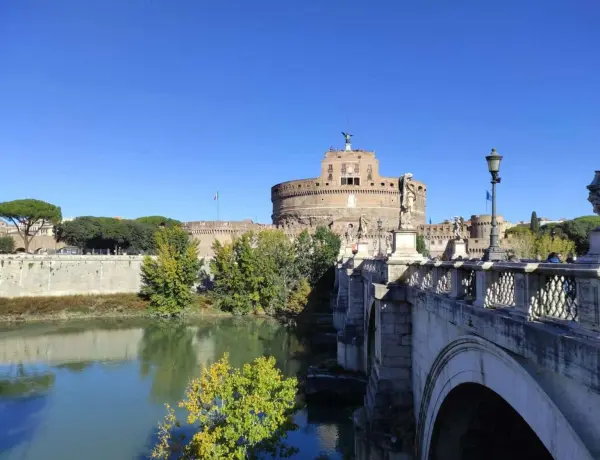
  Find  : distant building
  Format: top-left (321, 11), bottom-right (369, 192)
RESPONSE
top-left (418, 214), bottom-right (512, 259)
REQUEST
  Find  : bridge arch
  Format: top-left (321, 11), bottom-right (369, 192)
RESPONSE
top-left (416, 335), bottom-right (593, 460)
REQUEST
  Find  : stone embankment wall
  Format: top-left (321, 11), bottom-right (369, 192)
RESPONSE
top-left (0, 255), bottom-right (145, 298)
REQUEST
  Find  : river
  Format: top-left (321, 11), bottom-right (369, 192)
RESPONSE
top-left (0, 317), bottom-right (355, 460)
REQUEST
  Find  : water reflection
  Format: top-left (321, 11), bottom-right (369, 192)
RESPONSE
top-left (0, 318), bottom-right (354, 459)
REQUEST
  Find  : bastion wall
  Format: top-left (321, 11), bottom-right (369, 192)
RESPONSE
top-left (0, 255), bottom-right (145, 298)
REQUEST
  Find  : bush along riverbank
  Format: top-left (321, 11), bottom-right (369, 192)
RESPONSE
top-left (0, 292), bottom-right (219, 322)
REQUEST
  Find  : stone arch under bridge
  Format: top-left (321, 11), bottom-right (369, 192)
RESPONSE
top-left (417, 335), bottom-right (593, 460)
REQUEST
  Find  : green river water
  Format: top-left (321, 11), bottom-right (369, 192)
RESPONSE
top-left (0, 317), bottom-right (355, 460)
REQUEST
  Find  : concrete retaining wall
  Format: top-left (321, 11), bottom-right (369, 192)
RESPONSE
top-left (0, 255), bottom-right (145, 297)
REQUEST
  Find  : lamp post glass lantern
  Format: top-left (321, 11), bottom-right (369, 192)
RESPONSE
top-left (483, 148), bottom-right (507, 262)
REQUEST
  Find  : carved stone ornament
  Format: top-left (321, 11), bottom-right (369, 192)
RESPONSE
top-left (588, 170), bottom-right (600, 223)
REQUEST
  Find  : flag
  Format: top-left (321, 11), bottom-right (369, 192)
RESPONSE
top-left (486, 191), bottom-right (492, 201)
top-left (429, 218), bottom-right (432, 225)
top-left (213, 192), bottom-right (219, 201)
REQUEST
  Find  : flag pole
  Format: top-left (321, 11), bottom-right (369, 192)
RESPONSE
top-left (217, 192), bottom-right (220, 221)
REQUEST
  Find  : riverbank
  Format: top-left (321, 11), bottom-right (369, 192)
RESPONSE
top-left (0, 293), bottom-right (229, 323)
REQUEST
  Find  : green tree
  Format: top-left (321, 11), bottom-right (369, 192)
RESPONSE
top-left (152, 353), bottom-right (298, 460)
top-left (535, 233), bottom-right (576, 259)
top-left (293, 230), bottom-right (313, 281)
top-left (309, 226), bottom-right (341, 284)
top-left (135, 216), bottom-right (181, 227)
top-left (560, 216), bottom-right (600, 255)
top-left (530, 211), bottom-right (539, 233)
top-left (416, 234), bottom-right (429, 257)
top-left (141, 226), bottom-right (201, 316)
top-left (0, 236), bottom-right (15, 254)
top-left (0, 199), bottom-right (62, 252)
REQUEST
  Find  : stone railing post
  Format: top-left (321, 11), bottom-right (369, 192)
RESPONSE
top-left (576, 277), bottom-right (600, 330)
top-left (473, 265), bottom-right (492, 308)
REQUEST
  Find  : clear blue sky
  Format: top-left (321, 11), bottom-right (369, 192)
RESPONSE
top-left (1, 0), bottom-right (598, 224)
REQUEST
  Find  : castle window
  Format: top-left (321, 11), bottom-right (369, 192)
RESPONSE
top-left (298, 184), bottom-right (301, 188)
top-left (390, 183), bottom-right (394, 187)
top-left (316, 182), bottom-right (320, 186)
top-left (326, 182), bottom-right (329, 186)
top-left (327, 174), bottom-right (333, 181)
top-left (328, 164), bottom-right (333, 172)
top-left (381, 182), bottom-right (385, 186)
top-left (341, 163), bottom-right (347, 174)
top-left (354, 178), bottom-right (360, 186)
top-left (371, 182), bottom-right (374, 186)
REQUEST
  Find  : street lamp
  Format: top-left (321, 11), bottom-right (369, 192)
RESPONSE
top-left (377, 217), bottom-right (383, 258)
top-left (483, 148), bottom-right (507, 261)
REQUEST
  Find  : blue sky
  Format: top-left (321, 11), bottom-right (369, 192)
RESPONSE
top-left (1, 0), bottom-right (598, 224)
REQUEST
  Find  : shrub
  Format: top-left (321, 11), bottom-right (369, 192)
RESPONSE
top-left (141, 226), bottom-right (201, 316)
top-left (0, 236), bottom-right (15, 254)
top-left (151, 353), bottom-right (298, 460)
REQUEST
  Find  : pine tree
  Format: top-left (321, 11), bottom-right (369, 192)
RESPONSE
top-left (530, 211), bottom-right (539, 234)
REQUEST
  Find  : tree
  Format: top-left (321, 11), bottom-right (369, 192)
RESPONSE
top-left (151, 353), bottom-right (298, 460)
top-left (0, 199), bottom-right (62, 252)
top-left (535, 233), bottom-right (576, 259)
top-left (309, 226), bottom-right (341, 284)
top-left (210, 227), bottom-right (340, 316)
top-left (560, 216), bottom-right (600, 255)
top-left (0, 236), bottom-right (15, 254)
top-left (141, 226), bottom-right (201, 316)
top-left (530, 211), bottom-right (539, 233)
top-left (416, 234), bottom-right (429, 257)
top-left (136, 216), bottom-right (181, 227)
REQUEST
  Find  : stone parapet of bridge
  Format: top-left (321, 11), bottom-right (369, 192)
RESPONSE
top-left (332, 254), bottom-right (600, 460)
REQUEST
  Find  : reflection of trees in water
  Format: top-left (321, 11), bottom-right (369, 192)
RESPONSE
top-left (138, 320), bottom-right (198, 403)
top-left (193, 317), bottom-right (303, 377)
top-left (0, 364), bottom-right (55, 452)
top-left (53, 362), bottom-right (94, 373)
top-left (0, 364), bottom-right (55, 398)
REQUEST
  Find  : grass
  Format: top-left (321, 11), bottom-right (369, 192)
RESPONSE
top-left (0, 292), bottom-right (215, 321)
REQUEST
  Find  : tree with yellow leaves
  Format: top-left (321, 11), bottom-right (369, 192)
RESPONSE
top-left (152, 353), bottom-right (298, 459)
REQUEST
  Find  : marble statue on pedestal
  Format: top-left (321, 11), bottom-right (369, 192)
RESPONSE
top-left (398, 173), bottom-right (417, 230)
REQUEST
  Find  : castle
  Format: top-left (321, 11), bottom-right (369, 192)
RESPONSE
top-left (271, 135), bottom-right (427, 234)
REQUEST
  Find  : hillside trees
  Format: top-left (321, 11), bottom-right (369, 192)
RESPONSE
top-left (530, 211), bottom-right (539, 233)
top-left (0, 199), bottom-right (62, 252)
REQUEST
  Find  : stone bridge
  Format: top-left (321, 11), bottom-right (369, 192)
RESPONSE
top-left (332, 253), bottom-right (600, 460)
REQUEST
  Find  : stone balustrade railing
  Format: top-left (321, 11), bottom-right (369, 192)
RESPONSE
top-left (395, 260), bottom-right (600, 330)
top-left (358, 258), bottom-right (389, 285)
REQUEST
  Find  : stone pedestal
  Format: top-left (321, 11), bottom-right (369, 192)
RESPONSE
top-left (355, 240), bottom-right (370, 258)
top-left (577, 229), bottom-right (600, 264)
top-left (449, 239), bottom-right (468, 260)
top-left (389, 229), bottom-right (423, 262)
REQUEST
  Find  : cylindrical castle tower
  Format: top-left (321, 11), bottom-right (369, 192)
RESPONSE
top-left (271, 142), bottom-right (427, 233)
top-left (470, 214), bottom-right (506, 240)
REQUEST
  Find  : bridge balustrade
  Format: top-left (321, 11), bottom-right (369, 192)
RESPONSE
top-left (396, 260), bottom-right (600, 330)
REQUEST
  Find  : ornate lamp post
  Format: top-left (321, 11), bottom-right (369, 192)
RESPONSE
top-left (483, 148), bottom-right (507, 261)
top-left (377, 217), bottom-right (383, 257)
